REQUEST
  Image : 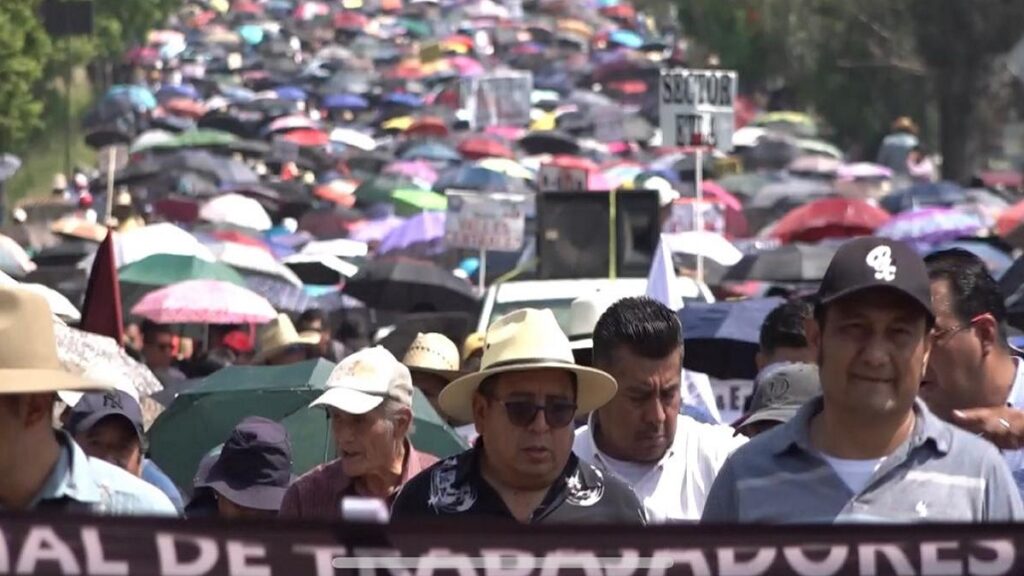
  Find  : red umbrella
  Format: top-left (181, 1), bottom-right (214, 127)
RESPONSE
top-left (548, 154), bottom-right (599, 173)
top-left (405, 117), bottom-right (449, 139)
top-left (333, 11), bottom-right (368, 29)
top-left (996, 200), bottom-right (1024, 238)
top-left (770, 198), bottom-right (891, 243)
top-left (211, 230), bottom-right (271, 252)
top-left (282, 128), bottom-right (330, 147)
top-left (457, 136), bottom-right (513, 160)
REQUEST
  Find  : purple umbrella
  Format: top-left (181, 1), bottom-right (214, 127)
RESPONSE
top-left (876, 207), bottom-right (985, 249)
top-left (377, 212), bottom-right (447, 257)
top-left (348, 215), bottom-right (407, 243)
top-left (384, 160), bottom-right (439, 185)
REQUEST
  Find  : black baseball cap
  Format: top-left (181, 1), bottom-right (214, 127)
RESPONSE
top-left (65, 390), bottom-right (144, 443)
top-left (816, 237), bottom-right (934, 320)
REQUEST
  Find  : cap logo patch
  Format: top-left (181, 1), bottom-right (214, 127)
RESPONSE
top-left (866, 245), bottom-right (897, 282)
top-left (102, 392), bottom-right (124, 410)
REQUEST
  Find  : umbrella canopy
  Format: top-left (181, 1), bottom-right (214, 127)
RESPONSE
top-left (114, 223), bottom-right (216, 268)
top-left (458, 136), bottom-right (514, 160)
top-left (119, 254), bottom-right (246, 288)
top-left (344, 258), bottom-right (478, 312)
top-left (378, 211), bottom-right (447, 256)
top-left (51, 217), bottom-right (108, 243)
top-left (200, 193), bottom-right (274, 231)
top-left (245, 276), bottom-right (363, 313)
top-left (399, 141), bottom-right (462, 163)
top-left (723, 243), bottom-right (839, 283)
top-left (880, 181), bottom-right (968, 214)
top-left (299, 238), bottom-right (369, 259)
top-left (149, 358), bottom-right (467, 489)
top-left (768, 197), bottom-right (890, 243)
top-left (19, 283), bottom-right (80, 322)
top-left (392, 188), bottom-right (447, 215)
top-left (131, 279), bottom-right (277, 324)
top-left (877, 208), bottom-right (986, 249)
top-left (53, 323), bottom-right (163, 398)
top-left (347, 215), bottom-right (407, 243)
top-left (680, 297), bottom-right (785, 380)
top-left (0, 233), bottom-right (37, 276)
top-left (329, 128), bottom-right (377, 151)
top-left (283, 254), bottom-right (360, 284)
top-left (995, 198), bottom-right (1024, 247)
top-left (209, 241), bottom-right (303, 286)
top-left (519, 130), bottom-right (580, 155)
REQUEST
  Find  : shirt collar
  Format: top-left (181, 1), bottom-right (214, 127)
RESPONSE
top-left (768, 396), bottom-right (952, 457)
top-left (30, 431), bottom-right (102, 507)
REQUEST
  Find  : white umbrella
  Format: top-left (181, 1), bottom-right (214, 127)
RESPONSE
top-left (300, 238), bottom-right (369, 259)
top-left (129, 129), bottom-right (175, 153)
top-left (283, 253), bottom-right (360, 282)
top-left (0, 233), bottom-right (37, 277)
top-left (114, 222), bottom-right (216, 268)
top-left (329, 128), bottom-right (377, 151)
top-left (210, 241), bottom-right (303, 287)
top-left (664, 231), bottom-right (743, 266)
top-left (18, 283), bottom-right (81, 322)
top-left (200, 194), bottom-right (273, 231)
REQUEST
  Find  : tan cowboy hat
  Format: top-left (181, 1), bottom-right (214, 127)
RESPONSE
top-left (0, 287), bottom-right (107, 394)
top-left (252, 314), bottom-right (322, 364)
top-left (402, 332), bottom-right (462, 380)
top-left (439, 308), bottom-right (617, 423)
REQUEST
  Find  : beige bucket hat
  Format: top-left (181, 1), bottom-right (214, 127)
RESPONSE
top-left (439, 308), bottom-right (617, 423)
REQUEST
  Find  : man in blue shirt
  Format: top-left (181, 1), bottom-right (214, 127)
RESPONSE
top-left (0, 287), bottom-right (177, 515)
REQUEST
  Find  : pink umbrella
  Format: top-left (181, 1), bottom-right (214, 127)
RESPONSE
top-left (837, 162), bottom-right (893, 181)
top-left (384, 160), bottom-right (439, 185)
top-left (446, 56), bottom-right (485, 77)
top-left (485, 126), bottom-right (526, 141)
top-left (131, 280), bottom-right (277, 324)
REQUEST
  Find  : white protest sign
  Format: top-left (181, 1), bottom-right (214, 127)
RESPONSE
top-left (444, 190), bottom-right (528, 252)
top-left (663, 199), bottom-right (727, 235)
top-left (537, 164), bottom-right (587, 192)
top-left (710, 377), bottom-right (754, 424)
top-left (659, 68), bottom-right (737, 152)
top-left (459, 71), bottom-right (533, 129)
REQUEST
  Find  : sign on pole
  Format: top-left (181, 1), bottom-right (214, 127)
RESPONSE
top-left (444, 190), bottom-right (528, 252)
top-left (537, 164), bottom-right (587, 192)
top-left (658, 68), bottom-right (738, 152)
top-left (459, 71), bottom-right (533, 130)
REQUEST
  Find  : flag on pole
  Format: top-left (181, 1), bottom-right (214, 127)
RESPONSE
top-left (645, 234), bottom-right (683, 311)
top-left (80, 228), bottom-right (124, 344)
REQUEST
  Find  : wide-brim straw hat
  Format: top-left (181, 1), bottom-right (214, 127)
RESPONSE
top-left (403, 332), bottom-right (462, 380)
top-left (251, 313), bottom-right (322, 364)
top-left (0, 287), bottom-right (107, 394)
top-left (439, 308), bottom-right (617, 423)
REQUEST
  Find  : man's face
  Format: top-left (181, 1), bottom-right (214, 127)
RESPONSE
top-left (411, 371), bottom-right (450, 421)
top-left (330, 405), bottom-right (406, 478)
top-left (810, 289), bottom-right (930, 419)
top-left (920, 279), bottom-right (984, 419)
top-left (594, 346), bottom-right (681, 463)
top-left (143, 333), bottom-right (175, 370)
top-left (75, 416), bottom-right (143, 476)
top-left (472, 369), bottom-right (576, 491)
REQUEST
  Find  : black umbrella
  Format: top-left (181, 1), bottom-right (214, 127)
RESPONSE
top-left (680, 297), bottom-right (785, 380)
top-left (723, 243), bottom-right (838, 283)
top-left (519, 130), bottom-right (581, 155)
top-left (343, 258), bottom-right (480, 313)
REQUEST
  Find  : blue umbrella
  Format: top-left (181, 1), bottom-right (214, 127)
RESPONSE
top-left (323, 93), bottom-right (369, 110)
top-left (434, 165), bottom-right (528, 193)
top-left (383, 92), bottom-right (424, 108)
top-left (237, 24), bottom-right (265, 45)
top-left (880, 181), bottom-right (967, 213)
top-left (156, 84), bottom-right (200, 102)
top-left (273, 86), bottom-right (308, 102)
top-left (400, 141), bottom-right (462, 163)
top-left (105, 85), bottom-right (157, 110)
top-left (219, 85), bottom-right (256, 103)
top-left (679, 297), bottom-right (785, 379)
top-left (608, 29), bottom-right (644, 49)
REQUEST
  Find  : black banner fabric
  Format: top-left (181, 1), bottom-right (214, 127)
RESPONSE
top-left (0, 513), bottom-right (1022, 575)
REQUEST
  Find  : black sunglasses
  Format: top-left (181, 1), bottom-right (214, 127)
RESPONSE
top-left (495, 398), bottom-right (578, 429)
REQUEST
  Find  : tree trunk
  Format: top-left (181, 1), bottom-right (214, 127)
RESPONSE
top-left (936, 66), bottom-right (977, 182)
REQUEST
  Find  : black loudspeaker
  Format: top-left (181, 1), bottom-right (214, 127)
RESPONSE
top-left (536, 190), bottom-right (659, 279)
top-left (42, 0), bottom-right (94, 38)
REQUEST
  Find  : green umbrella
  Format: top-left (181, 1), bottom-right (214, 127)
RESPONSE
top-left (119, 254), bottom-right (246, 287)
top-left (392, 188), bottom-right (447, 216)
top-left (134, 129), bottom-right (238, 153)
top-left (354, 175), bottom-right (415, 204)
top-left (148, 359), bottom-right (468, 490)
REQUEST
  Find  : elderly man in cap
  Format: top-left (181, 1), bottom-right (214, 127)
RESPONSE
top-left (703, 237), bottom-right (1022, 523)
top-left (392, 309), bottom-right (645, 524)
top-left (196, 417), bottom-right (295, 519)
top-left (280, 347), bottom-right (438, 519)
top-left (0, 287), bottom-right (177, 514)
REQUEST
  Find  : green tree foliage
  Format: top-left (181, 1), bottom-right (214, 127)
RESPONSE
top-left (0, 0), bottom-right (53, 152)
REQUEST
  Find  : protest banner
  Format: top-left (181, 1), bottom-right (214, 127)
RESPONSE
top-left (537, 164), bottom-right (588, 192)
top-left (459, 71), bottom-right (533, 130)
top-left (445, 190), bottom-right (529, 289)
top-left (1, 512), bottom-right (1023, 575)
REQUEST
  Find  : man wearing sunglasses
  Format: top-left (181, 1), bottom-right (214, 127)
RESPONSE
top-left (391, 309), bottom-right (646, 524)
top-left (922, 249), bottom-right (1024, 489)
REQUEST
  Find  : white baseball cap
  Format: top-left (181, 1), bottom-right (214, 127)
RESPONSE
top-left (310, 346), bottom-right (413, 415)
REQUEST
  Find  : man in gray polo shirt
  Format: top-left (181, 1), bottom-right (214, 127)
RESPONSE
top-left (702, 237), bottom-right (1022, 523)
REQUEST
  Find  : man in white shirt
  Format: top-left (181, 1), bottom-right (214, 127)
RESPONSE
top-left (921, 249), bottom-right (1024, 491)
top-left (573, 297), bottom-right (747, 522)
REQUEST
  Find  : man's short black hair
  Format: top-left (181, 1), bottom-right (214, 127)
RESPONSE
top-left (925, 248), bottom-right (1007, 338)
top-left (297, 309), bottom-right (327, 331)
top-left (141, 320), bottom-right (173, 343)
top-left (593, 296), bottom-right (681, 365)
top-left (760, 300), bottom-right (812, 353)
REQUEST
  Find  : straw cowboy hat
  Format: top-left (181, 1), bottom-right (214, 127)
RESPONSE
top-left (402, 332), bottom-right (462, 380)
top-left (439, 308), bottom-right (618, 423)
top-left (0, 287), bottom-right (105, 394)
top-left (252, 313), bottom-right (322, 364)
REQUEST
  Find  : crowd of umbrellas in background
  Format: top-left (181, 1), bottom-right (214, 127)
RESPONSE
top-left (0, 0), bottom-right (1023, 486)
